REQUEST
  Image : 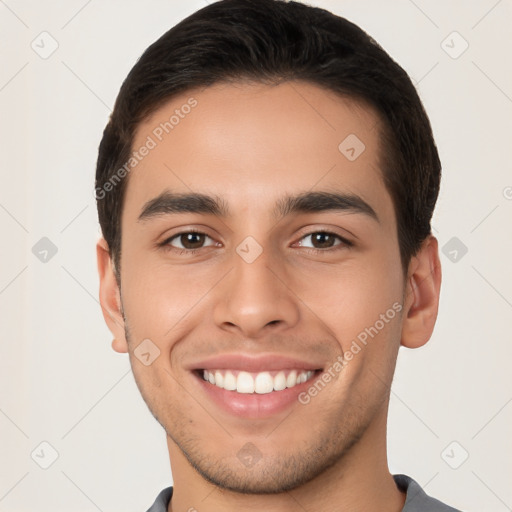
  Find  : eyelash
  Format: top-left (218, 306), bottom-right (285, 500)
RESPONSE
top-left (159, 229), bottom-right (353, 256)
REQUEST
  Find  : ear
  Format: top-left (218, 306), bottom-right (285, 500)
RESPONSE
top-left (401, 235), bottom-right (442, 349)
top-left (96, 238), bottom-right (128, 353)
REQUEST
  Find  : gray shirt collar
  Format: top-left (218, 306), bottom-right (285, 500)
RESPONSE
top-left (146, 474), bottom-right (462, 511)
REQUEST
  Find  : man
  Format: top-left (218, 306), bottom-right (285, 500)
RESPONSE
top-left (95, 0), bottom-right (461, 510)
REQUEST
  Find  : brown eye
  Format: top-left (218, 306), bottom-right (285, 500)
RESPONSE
top-left (295, 231), bottom-right (354, 253)
top-left (299, 232), bottom-right (345, 249)
top-left (310, 232), bottom-right (337, 248)
top-left (181, 233), bottom-right (205, 249)
top-left (167, 232), bottom-right (215, 250)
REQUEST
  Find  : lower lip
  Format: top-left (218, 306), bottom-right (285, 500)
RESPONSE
top-left (193, 371), bottom-right (321, 419)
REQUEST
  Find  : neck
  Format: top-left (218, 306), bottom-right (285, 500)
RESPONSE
top-left (167, 406), bottom-right (405, 512)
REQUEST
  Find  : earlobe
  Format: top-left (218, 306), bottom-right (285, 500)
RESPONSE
top-left (401, 235), bottom-right (442, 349)
top-left (96, 238), bottom-right (128, 353)
top-left (111, 338), bottom-right (127, 353)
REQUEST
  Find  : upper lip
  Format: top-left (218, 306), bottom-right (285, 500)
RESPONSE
top-left (187, 353), bottom-right (324, 373)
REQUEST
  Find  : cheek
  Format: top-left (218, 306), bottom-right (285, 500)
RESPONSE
top-left (120, 254), bottom-right (223, 342)
top-left (310, 266), bottom-right (403, 402)
top-left (293, 253), bottom-right (403, 351)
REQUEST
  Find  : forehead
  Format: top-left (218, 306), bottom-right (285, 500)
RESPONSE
top-left (125, 81), bottom-right (393, 225)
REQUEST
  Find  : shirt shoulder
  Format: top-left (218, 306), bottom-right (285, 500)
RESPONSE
top-left (145, 486), bottom-right (173, 512)
top-left (394, 474), bottom-right (463, 512)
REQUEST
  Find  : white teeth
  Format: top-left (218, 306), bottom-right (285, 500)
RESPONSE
top-left (223, 371), bottom-right (237, 391)
top-left (237, 371), bottom-right (254, 393)
top-left (286, 370), bottom-right (297, 388)
top-left (273, 371), bottom-right (287, 391)
top-left (201, 368), bottom-right (316, 394)
top-left (254, 372), bottom-right (274, 394)
top-left (214, 371), bottom-right (224, 388)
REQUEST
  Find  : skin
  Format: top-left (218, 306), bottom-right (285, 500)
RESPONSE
top-left (97, 81), bottom-right (441, 512)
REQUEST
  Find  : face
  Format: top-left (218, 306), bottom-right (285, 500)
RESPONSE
top-left (105, 81), bottom-right (411, 493)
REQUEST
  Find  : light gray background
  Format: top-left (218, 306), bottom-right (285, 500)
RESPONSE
top-left (1, 1), bottom-right (511, 511)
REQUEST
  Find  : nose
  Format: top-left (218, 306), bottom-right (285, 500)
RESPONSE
top-left (213, 249), bottom-right (300, 338)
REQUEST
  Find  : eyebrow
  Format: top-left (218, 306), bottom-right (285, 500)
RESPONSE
top-left (137, 190), bottom-right (379, 223)
top-left (138, 191), bottom-right (228, 221)
top-left (274, 191), bottom-right (379, 223)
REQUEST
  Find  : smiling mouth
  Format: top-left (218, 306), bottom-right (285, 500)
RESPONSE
top-left (195, 368), bottom-right (322, 394)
